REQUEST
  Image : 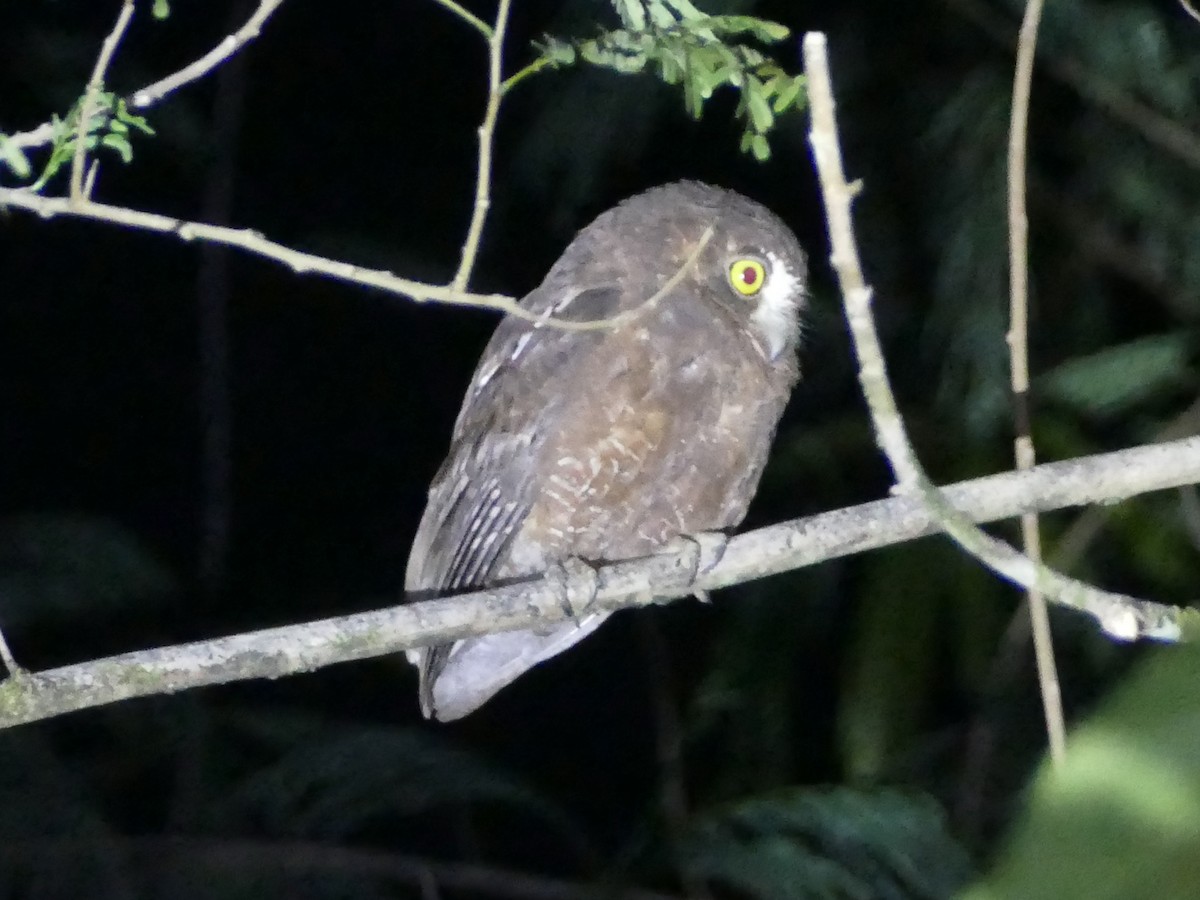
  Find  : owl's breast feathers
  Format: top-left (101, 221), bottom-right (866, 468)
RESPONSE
top-left (404, 182), bottom-right (805, 719)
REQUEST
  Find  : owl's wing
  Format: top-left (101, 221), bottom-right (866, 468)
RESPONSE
top-left (405, 282), bottom-right (621, 593)
top-left (404, 282), bottom-right (624, 717)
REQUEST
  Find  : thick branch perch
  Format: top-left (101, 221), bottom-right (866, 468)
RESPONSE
top-left (1, 438), bottom-right (1197, 729)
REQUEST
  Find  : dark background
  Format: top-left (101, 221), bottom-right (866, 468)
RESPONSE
top-left (2, 0), bottom-right (1199, 896)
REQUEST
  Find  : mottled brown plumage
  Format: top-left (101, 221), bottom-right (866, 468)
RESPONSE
top-left (405, 181), bottom-right (807, 720)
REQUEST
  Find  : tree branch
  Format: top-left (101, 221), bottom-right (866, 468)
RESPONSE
top-left (430, 0), bottom-right (494, 41)
top-left (803, 32), bottom-right (1189, 650)
top-left (131, 0), bottom-right (288, 109)
top-left (0, 189), bottom-right (701, 332)
top-left (1006, 0), bottom-right (1065, 765)
top-left (0, 438), bottom-right (1196, 729)
top-left (451, 0), bottom-right (513, 291)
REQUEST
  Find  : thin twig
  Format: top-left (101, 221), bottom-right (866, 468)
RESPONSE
top-left (0, 188), bottom-right (701, 332)
top-left (0, 437), bottom-right (1195, 729)
top-left (1180, 0), bottom-right (1200, 26)
top-left (0, 631), bottom-right (22, 678)
top-left (802, 32), bottom-right (1189, 648)
top-left (70, 0), bottom-right (136, 202)
top-left (501, 56), bottom-right (556, 95)
top-left (452, 0), bottom-right (513, 291)
top-left (1007, 0), bottom-right (1065, 767)
top-left (560, 227), bottom-right (714, 331)
top-left (429, 0), bottom-right (493, 40)
top-left (131, 0), bottom-right (287, 108)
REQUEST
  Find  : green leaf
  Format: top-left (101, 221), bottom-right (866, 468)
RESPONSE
top-left (212, 724), bottom-right (581, 842)
top-left (964, 643), bottom-right (1200, 900)
top-left (682, 788), bottom-right (972, 899)
top-left (1038, 332), bottom-right (1192, 419)
top-left (613, 0), bottom-right (646, 30)
top-left (772, 75), bottom-right (805, 113)
top-left (745, 77), bottom-right (775, 132)
top-left (705, 15), bottom-right (791, 43)
top-left (114, 99), bottom-right (156, 135)
top-left (152, 0), bottom-right (171, 19)
top-left (660, 0), bottom-right (707, 22)
top-left (0, 134), bottom-right (33, 179)
top-left (546, 10), bottom-right (800, 163)
top-left (100, 132), bottom-right (133, 163)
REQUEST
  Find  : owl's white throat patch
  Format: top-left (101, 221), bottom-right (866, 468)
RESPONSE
top-left (752, 252), bottom-right (803, 361)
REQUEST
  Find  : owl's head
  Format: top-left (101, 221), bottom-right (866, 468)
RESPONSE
top-left (598, 181), bottom-right (808, 363)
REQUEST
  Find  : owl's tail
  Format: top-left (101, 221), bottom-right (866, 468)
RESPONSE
top-left (417, 613), bottom-right (611, 720)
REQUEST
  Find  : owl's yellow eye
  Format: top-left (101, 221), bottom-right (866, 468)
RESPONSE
top-left (728, 258), bottom-right (767, 297)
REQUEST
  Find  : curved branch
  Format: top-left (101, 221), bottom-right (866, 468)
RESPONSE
top-left (0, 189), bottom-right (704, 332)
top-left (0, 437), bottom-right (1196, 729)
top-left (803, 32), bottom-right (1190, 648)
top-left (131, 0), bottom-right (288, 109)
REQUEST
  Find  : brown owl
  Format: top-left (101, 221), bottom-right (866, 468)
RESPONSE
top-left (405, 181), bottom-right (807, 720)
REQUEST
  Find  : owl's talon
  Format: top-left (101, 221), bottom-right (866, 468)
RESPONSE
top-left (662, 531), bottom-right (729, 594)
top-left (545, 557), bottom-right (600, 624)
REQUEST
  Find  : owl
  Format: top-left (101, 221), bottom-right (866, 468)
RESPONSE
top-left (405, 181), bottom-right (807, 720)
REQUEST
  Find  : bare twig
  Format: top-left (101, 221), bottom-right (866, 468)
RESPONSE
top-left (1006, 0), bottom-right (1065, 766)
top-left (430, 0), bottom-right (493, 40)
top-left (70, 0), bottom-right (135, 202)
top-left (0, 437), bottom-right (1195, 729)
top-left (802, 32), bottom-right (1190, 647)
top-left (0, 632), bottom-right (22, 678)
top-left (0, 188), bottom-right (704, 333)
top-left (452, 0), bottom-right (513, 291)
top-left (562, 227), bottom-right (714, 331)
top-left (131, 0), bottom-right (287, 108)
top-left (501, 56), bottom-right (557, 95)
top-left (1180, 0), bottom-right (1200, 26)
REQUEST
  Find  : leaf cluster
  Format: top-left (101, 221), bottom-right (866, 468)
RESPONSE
top-left (0, 91), bottom-right (154, 190)
top-left (539, 0), bottom-right (804, 161)
top-left (680, 788), bottom-right (972, 899)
